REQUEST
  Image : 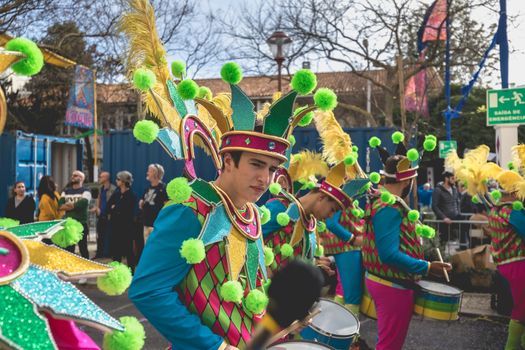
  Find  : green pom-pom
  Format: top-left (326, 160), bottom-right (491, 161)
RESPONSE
top-left (513, 201), bottom-right (524, 211)
top-left (357, 208), bottom-right (365, 218)
top-left (132, 68), bottom-right (156, 91)
top-left (269, 182), bottom-right (282, 195)
top-left (197, 86), bottom-right (212, 100)
top-left (133, 120), bottom-right (159, 144)
top-left (351, 208), bottom-right (360, 217)
top-left (177, 79), bottom-right (199, 100)
top-left (315, 244), bottom-right (324, 257)
top-left (352, 145), bottom-right (359, 152)
top-left (471, 195), bottom-right (480, 204)
top-left (408, 210), bottom-right (420, 222)
top-left (264, 247), bottom-right (274, 266)
top-left (370, 172), bottom-right (381, 184)
top-left (103, 316), bottom-right (145, 350)
top-left (220, 280), bottom-right (244, 303)
top-left (407, 148), bottom-right (419, 162)
top-left (317, 221), bottom-right (326, 233)
top-left (290, 69), bottom-right (317, 95)
top-left (368, 136), bottom-right (381, 148)
top-left (507, 161), bottom-right (515, 170)
top-left (344, 154), bottom-right (356, 166)
top-left (166, 177), bottom-right (192, 203)
top-left (245, 289), bottom-right (269, 314)
top-left (276, 212), bottom-right (290, 226)
top-left (298, 112), bottom-right (314, 127)
top-left (288, 135), bottom-right (296, 146)
top-left (490, 190), bottom-right (502, 202)
top-left (391, 131), bottom-right (405, 144)
top-left (220, 62), bottom-right (243, 84)
top-left (180, 238), bottom-right (205, 264)
top-left (0, 218), bottom-right (19, 229)
top-left (423, 139), bottom-right (437, 152)
top-left (380, 192), bottom-right (395, 204)
top-left (416, 225), bottom-right (424, 236)
top-left (280, 243), bottom-right (294, 258)
top-left (421, 225), bottom-right (436, 239)
top-left (51, 218), bottom-right (83, 248)
top-left (425, 134), bottom-right (437, 142)
top-left (314, 88), bottom-right (338, 111)
top-left (171, 60), bottom-right (186, 78)
top-left (260, 206), bottom-right (271, 225)
top-left (97, 262), bottom-right (132, 296)
top-left (5, 38), bottom-right (44, 76)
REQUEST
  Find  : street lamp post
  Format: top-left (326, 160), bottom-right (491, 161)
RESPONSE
top-left (363, 39), bottom-right (372, 123)
top-left (266, 30), bottom-right (292, 92)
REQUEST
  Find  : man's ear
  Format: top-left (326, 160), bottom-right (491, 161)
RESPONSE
top-left (222, 153), bottom-right (233, 172)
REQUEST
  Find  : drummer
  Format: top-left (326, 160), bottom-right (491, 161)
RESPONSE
top-left (362, 135), bottom-right (451, 350)
top-left (262, 153), bottom-right (345, 277)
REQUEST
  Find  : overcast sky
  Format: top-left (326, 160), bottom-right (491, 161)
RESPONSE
top-left (199, 0), bottom-right (525, 88)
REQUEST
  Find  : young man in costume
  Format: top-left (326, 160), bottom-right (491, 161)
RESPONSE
top-left (362, 133), bottom-right (451, 350)
top-left (447, 145), bottom-right (525, 350)
top-left (121, 5), bottom-right (334, 343)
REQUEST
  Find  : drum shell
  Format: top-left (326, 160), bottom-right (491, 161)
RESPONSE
top-left (267, 340), bottom-right (335, 349)
top-left (413, 281), bottom-right (463, 321)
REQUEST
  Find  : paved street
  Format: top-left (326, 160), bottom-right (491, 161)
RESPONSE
top-left (78, 283), bottom-right (508, 350)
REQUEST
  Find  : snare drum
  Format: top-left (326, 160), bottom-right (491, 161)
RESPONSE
top-left (300, 298), bottom-right (360, 350)
top-left (413, 280), bottom-right (463, 321)
top-left (267, 340), bottom-right (335, 349)
top-left (360, 283), bottom-right (377, 319)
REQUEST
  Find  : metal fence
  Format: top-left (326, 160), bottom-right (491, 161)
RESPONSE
top-left (422, 217), bottom-right (490, 257)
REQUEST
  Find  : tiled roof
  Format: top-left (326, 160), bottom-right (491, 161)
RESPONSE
top-left (97, 68), bottom-right (444, 104)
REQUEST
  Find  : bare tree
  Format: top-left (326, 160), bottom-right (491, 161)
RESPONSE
top-left (222, 0), bottom-right (501, 131)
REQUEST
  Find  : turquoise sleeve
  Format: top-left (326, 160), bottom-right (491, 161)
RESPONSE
top-left (509, 209), bottom-right (525, 239)
top-left (262, 199), bottom-right (288, 238)
top-left (326, 210), bottom-right (353, 241)
top-left (129, 204), bottom-right (224, 350)
top-left (372, 207), bottom-right (429, 275)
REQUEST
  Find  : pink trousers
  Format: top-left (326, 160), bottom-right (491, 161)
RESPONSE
top-left (46, 313), bottom-right (100, 350)
top-left (498, 259), bottom-right (525, 321)
top-left (365, 276), bottom-right (414, 350)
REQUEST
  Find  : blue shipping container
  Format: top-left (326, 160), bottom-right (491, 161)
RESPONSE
top-left (103, 127), bottom-right (395, 202)
top-left (0, 131), bottom-right (84, 216)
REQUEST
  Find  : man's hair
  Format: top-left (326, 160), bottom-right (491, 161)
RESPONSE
top-left (73, 170), bottom-right (85, 182)
top-left (221, 151), bottom-right (243, 171)
top-left (116, 171), bottom-right (133, 188)
top-left (442, 171), bottom-right (454, 179)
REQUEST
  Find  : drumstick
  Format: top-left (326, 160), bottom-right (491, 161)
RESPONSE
top-left (435, 248), bottom-right (450, 283)
top-left (267, 307), bottom-right (322, 345)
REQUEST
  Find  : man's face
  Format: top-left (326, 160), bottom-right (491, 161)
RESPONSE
top-left (312, 194), bottom-right (340, 220)
top-left (14, 182), bottom-right (26, 196)
top-left (447, 175), bottom-right (456, 186)
top-left (401, 178), bottom-right (415, 199)
top-left (146, 166), bottom-right (157, 182)
top-left (71, 172), bottom-right (83, 185)
top-left (223, 152), bottom-right (280, 204)
top-left (98, 172), bottom-right (109, 185)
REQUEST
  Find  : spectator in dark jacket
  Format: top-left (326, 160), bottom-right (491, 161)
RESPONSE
top-left (108, 171), bottom-right (137, 271)
top-left (91, 171), bottom-right (116, 259)
top-left (432, 171), bottom-right (468, 248)
top-left (139, 163), bottom-right (168, 243)
top-left (5, 181), bottom-right (35, 224)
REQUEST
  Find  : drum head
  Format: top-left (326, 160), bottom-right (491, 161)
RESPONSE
top-left (267, 340), bottom-right (335, 349)
top-left (310, 298), bottom-right (359, 336)
top-left (417, 280), bottom-right (462, 295)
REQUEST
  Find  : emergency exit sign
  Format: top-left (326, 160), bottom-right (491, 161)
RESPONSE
top-left (487, 87), bottom-right (525, 126)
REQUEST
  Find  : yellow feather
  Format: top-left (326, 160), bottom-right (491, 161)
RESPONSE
top-left (496, 170), bottom-right (524, 194)
top-left (119, 0), bottom-right (180, 128)
top-left (288, 151), bottom-right (329, 184)
top-left (512, 144), bottom-right (525, 174)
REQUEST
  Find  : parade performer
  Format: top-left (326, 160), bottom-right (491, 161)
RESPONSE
top-left (0, 219), bottom-right (141, 350)
top-left (447, 145), bottom-right (525, 350)
top-left (120, 2), bottom-right (338, 348)
top-left (362, 132), bottom-right (451, 350)
top-left (312, 109), bottom-right (369, 315)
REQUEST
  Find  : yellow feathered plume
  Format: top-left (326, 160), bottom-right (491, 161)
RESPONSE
top-left (256, 92), bottom-right (282, 124)
top-left (119, 0), bottom-right (181, 130)
top-left (288, 151), bottom-right (329, 184)
top-left (512, 144), bottom-right (525, 175)
top-left (497, 170), bottom-right (525, 200)
top-left (313, 110), bottom-right (362, 179)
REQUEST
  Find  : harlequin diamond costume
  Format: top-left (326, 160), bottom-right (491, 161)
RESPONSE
top-left (0, 39), bottom-right (140, 350)
top-left (361, 132), bottom-right (439, 350)
top-left (312, 110), bottom-right (370, 315)
top-left (447, 145), bottom-right (525, 350)
top-left (120, 1), bottom-right (335, 348)
top-left (0, 220), bottom-right (140, 350)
